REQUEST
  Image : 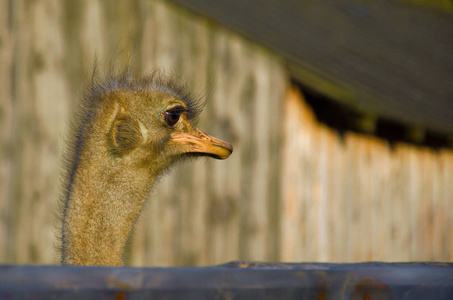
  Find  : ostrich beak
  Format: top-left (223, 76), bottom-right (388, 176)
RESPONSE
top-left (171, 128), bottom-right (233, 159)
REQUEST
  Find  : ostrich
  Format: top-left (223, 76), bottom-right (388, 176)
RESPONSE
top-left (59, 68), bottom-right (232, 266)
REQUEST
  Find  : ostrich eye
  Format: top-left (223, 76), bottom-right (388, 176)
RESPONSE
top-left (163, 110), bottom-right (181, 127)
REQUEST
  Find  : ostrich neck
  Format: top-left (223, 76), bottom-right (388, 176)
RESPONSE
top-left (61, 126), bottom-right (155, 266)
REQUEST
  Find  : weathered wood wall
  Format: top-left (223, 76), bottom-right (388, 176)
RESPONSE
top-left (281, 88), bottom-right (453, 262)
top-left (0, 0), bottom-right (451, 266)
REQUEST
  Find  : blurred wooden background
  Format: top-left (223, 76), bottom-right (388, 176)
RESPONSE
top-left (0, 0), bottom-right (452, 266)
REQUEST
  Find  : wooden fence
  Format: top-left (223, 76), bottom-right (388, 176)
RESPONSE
top-left (0, 0), bottom-right (451, 266)
top-left (281, 88), bottom-right (453, 263)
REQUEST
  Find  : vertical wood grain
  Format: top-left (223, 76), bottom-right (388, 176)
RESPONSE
top-left (0, 0), bottom-right (14, 262)
top-left (280, 86), bottom-right (453, 262)
top-left (0, 0), bottom-right (452, 266)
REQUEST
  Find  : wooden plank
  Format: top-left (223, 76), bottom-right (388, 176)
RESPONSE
top-left (370, 137), bottom-right (391, 260)
top-left (391, 145), bottom-right (413, 261)
top-left (280, 88), bottom-right (301, 262)
top-left (7, 0), bottom-right (32, 264)
top-left (138, 0), bottom-right (181, 266)
top-left (324, 125), bottom-right (336, 261)
top-left (249, 53), bottom-right (273, 261)
top-left (0, 0), bottom-right (14, 263)
top-left (431, 149), bottom-right (444, 260)
top-left (316, 126), bottom-right (329, 261)
top-left (208, 30), bottom-right (241, 264)
top-left (267, 57), bottom-right (285, 262)
top-left (178, 13), bottom-right (211, 267)
top-left (440, 151), bottom-right (453, 261)
top-left (330, 128), bottom-right (347, 262)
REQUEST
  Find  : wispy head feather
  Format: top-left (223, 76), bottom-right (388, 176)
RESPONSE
top-left (88, 63), bottom-right (205, 122)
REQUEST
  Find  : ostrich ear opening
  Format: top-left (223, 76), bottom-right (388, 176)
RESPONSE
top-left (109, 112), bottom-right (144, 156)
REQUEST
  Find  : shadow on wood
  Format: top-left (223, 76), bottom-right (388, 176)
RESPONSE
top-left (0, 262), bottom-right (452, 299)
